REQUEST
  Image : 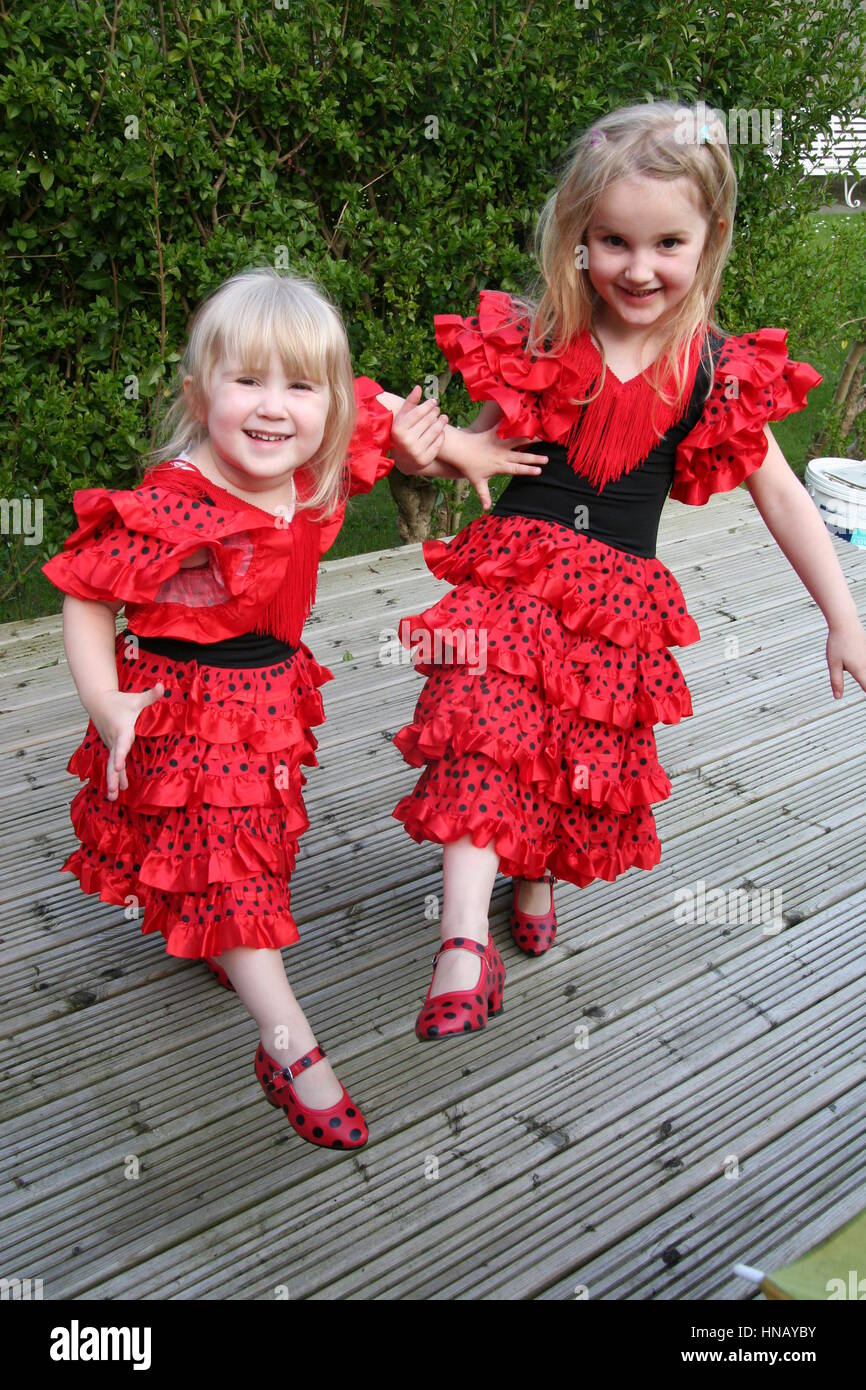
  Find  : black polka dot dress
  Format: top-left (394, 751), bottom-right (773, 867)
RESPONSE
top-left (41, 377), bottom-right (397, 959)
top-left (391, 291), bottom-right (822, 887)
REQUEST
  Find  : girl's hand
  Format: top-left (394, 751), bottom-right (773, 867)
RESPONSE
top-left (826, 619), bottom-right (866, 700)
top-left (89, 684), bottom-right (167, 800)
top-left (391, 385), bottom-right (449, 474)
top-left (453, 426), bottom-right (549, 512)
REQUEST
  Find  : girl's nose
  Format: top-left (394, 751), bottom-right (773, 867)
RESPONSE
top-left (625, 257), bottom-right (654, 282)
top-left (258, 390), bottom-right (290, 415)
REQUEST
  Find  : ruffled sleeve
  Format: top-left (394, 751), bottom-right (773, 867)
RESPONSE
top-left (40, 468), bottom-right (302, 642)
top-left (317, 375), bottom-right (396, 555)
top-left (346, 375), bottom-right (396, 497)
top-left (434, 289), bottom-right (560, 440)
top-left (40, 481), bottom-right (248, 608)
top-left (670, 328), bottom-right (823, 506)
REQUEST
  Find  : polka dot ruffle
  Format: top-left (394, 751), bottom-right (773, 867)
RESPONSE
top-left (59, 636), bottom-right (334, 959)
top-left (671, 328), bottom-right (822, 505)
top-left (392, 514), bottom-right (698, 886)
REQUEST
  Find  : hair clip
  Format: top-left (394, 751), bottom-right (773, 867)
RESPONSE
top-left (698, 123), bottom-right (715, 145)
top-left (590, 130), bottom-right (607, 148)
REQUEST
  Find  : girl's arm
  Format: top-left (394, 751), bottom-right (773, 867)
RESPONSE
top-left (377, 390), bottom-right (548, 511)
top-left (61, 595), bottom-right (166, 798)
top-left (744, 426), bottom-right (866, 698)
top-left (62, 595), bottom-right (123, 713)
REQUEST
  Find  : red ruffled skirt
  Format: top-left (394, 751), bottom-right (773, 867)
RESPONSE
top-left (392, 514), bottom-right (701, 887)
top-left (59, 631), bottom-right (333, 958)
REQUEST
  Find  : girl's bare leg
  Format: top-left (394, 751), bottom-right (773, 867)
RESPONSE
top-left (217, 947), bottom-right (344, 1108)
top-left (428, 835), bottom-right (500, 996)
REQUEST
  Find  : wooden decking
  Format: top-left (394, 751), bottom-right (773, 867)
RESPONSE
top-left (1, 488), bottom-right (865, 1300)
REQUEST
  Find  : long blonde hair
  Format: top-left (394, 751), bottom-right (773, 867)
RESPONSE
top-left (142, 265), bottom-right (358, 517)
top-left (511, 100), bottom-right (738, 424)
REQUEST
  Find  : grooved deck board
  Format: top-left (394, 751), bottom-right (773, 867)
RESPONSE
top-left (2, 487), bottom-right (865, 1300)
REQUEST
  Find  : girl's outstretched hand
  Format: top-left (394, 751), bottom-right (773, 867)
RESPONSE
top-left (826, 619), bottom-right (866, 700)
top-left (89, 684), bottom-right (167, 800)
top-left (455, 426), bottom-right (549, 512)
top-left (390, 384), bottom-right (449, 472)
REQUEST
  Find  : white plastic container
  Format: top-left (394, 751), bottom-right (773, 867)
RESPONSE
top-left (804, 457), bottom-right (866, 548)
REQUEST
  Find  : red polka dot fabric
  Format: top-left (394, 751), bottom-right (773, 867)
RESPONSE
top-left (58, 632), bottom-right (334, 959)
top-left (392, 514), bottom-right (701, 887)
top-left (671, 328), bottom-right (823, 505)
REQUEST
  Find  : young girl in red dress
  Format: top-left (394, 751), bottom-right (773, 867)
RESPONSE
top-left (388, 100), bottom-right (866, 1039)
top-left (41, 267), bottom-right (539, 1149)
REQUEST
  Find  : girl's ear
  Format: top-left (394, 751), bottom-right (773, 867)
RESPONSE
top-left (183, 374), bottom-right (205, 423)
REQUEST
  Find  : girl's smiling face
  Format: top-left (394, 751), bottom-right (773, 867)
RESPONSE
top-left (586, 175), bottom-right (720, 338)
top-left (184, 352), bottom-right (331, 496)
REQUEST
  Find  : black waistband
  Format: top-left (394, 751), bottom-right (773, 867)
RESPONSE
top-left (123, 629), bottom-right (300, 669)
top-left (491, 443), bottom-right (674, 557)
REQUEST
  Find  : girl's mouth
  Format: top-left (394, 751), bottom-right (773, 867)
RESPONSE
top-left (244, 430), bottom-right (294, 445)
top-left (618, 286), bottom-right (660, 299)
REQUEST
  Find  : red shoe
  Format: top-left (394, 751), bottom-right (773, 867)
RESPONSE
top-left (204, 957), bottom-right (235, 992)
top-left (254, 1040), bottom-right (368, 1149)
top-left (510, 874), bottom-right (557, 956)
top-left (415, 937), bottom-right (506, 1041)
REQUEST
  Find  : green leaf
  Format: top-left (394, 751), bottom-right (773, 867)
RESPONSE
top-left (39, 168), bottom-right (54, 190)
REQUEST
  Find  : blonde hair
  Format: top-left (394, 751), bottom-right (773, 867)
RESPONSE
top-left (142, 264), bottom-right (358, 517)
top-left (510, 100), bottom-right (738, 427)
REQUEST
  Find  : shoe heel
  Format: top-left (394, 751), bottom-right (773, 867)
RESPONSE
top-left (485, 941), bottom-right (506, 1016)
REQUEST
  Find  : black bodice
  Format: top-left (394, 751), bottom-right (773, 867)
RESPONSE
top-left (491, 331), bottom-right (725, 558)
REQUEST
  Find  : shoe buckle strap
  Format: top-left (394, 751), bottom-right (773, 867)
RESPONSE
top-left (265, 1043), bottom-right (327, 1089)
top-left (431, 937), bottom-right (487, 967)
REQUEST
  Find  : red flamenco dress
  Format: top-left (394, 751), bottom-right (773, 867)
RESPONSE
top-left (392, 290), bottom-right (822, 887)
top-left (41, 377), bottom-right (395, 959)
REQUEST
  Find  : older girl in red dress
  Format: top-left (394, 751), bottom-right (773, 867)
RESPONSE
top-left (388, 101), bottom-right (866, 1040)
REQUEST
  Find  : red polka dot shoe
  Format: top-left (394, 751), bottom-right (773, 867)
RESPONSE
top-left (415, 937), bottom-right (506, 1041)
top-left (204, 957), bottom-right (235, 992)
top-left (253, 1040), bottom-right (369, 1150)
top-left (510, 874), bottom-right (557, 956)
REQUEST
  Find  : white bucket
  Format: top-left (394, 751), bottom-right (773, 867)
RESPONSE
top-left (804, 457), bottom-right (866, 548)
